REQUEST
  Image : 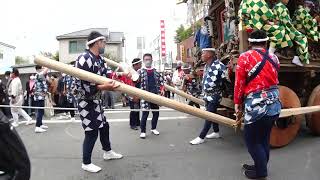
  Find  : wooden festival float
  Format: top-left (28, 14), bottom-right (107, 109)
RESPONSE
top-left (185, 0), bottom-right (320, 147)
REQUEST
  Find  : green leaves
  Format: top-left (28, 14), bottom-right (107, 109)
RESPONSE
top-left (174, 25), bottom-right (193, 43)
top-left (15, 56), bottom-right (29, 65)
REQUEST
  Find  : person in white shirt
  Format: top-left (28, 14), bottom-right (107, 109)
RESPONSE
top-left (172, 61), bottom-right (185, 103)
top-left (8, 68), bottom-right (33, 127)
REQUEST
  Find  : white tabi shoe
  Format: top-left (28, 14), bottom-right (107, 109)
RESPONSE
top-left (25, 119), bottom-right (34, 125)
top-left (103, 150), bottom-right (123, 160)
top-left (35, 127), bottom-right (46, 133)
top-left (11, 122), bottom-right (19, 128)
top-left (40, 125), bottom-right (48, 129)
top-left (151, 129), bottom-right (160, 135)
top-left (292, 56), bottom-right (303, 67)
top-left (140, 133), bottom-right (146, 139)
top-left (268, 47), bottom-right (276, 55)
top-left (206, 132), bottom-right (221, 139)
top-left (71, 117), bottom-right (76, 122)
top-left (189, 137), bottom-right (205, 145)
top-left (81, 163), bottom-right (101, 173)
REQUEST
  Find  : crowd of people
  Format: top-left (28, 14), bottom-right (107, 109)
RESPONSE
top-left (72, 30), bottom-right (280, 180)
top-left (0, 67), bottom-right (49, 133)
top-left (0, 63), bottom-right (94, 132)
top-left (0, 29), bottom-right (281, 180)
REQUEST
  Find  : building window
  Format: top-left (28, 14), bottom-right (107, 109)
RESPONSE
top-left (69, 40), bottom-right (86, 54)
top-left (0, 53), bottom-right (3, 59)
top-left (187, 48), bottom-right (192, 58)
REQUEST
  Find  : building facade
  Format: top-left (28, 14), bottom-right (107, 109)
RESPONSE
top-left (0, 42), bottom-right (15, 74)
top-left (175, 0), bottom-right (212, 65)
top-left (56, 28), bottom-right (125, 63)
top-left (176, 36), bottom-right (195, 63)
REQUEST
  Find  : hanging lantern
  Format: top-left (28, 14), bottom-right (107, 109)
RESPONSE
top-left (204, 16), bottom-right (214, 37)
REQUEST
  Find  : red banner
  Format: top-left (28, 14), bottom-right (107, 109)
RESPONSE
top-left (160, 20), bottom-right (166, 58)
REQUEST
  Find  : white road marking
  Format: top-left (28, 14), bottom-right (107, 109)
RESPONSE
top-left (304, 151), bottom-right (312, 169)
top-left (104, 109), bottom-right (176, 114)
top-left (64, 125), bottom-right (81, 140)
top-left (17, 116), bottom-right (192, 124)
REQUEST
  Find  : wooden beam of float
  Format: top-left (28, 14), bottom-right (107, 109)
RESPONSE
top-left (166, 84), bottom-right (320, 118)
top-left (34, 56), bottom-right (236, 128)
top-left (280, 106), bottom-right (320, 118)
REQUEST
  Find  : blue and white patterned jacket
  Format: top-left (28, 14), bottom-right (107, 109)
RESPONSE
top-left (34, 72), bottom-right (48, 101)
top-left (138, 67), bottom-right (164, 109)
top-left (184, 76), bottom-right (202, 98)
top-left (244, 86), bottom-right (281, 125)
top-left (202, 59), bottom-right (227, 102)
top-left (75, 50), bottom-right (113, 100)
top-left (75, 50), bottom-right (114, 131)
top-left (65, 74), bottom-right (77, 104)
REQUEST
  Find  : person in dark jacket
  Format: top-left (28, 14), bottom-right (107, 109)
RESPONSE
top-left (25, 74), bottom-right (36, 116)
top-left (138, 53), bottom-right (165, 139)
top-left (0, 109), bottom-right (31, 180)
top-left (57, 73), bottom-right (67, 115)
top-left (128, 58), bottom-right (142, 130)
top-left (0, 81), bottom-right (6, 107)
top-left (2, 71), bottom-right (12, 118)
top-left (75, 31), bottom-right (125, 173)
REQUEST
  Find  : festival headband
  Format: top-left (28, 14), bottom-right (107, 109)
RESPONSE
top-left (86, 36), bottom-right (106, 46)
top-left (248, 37), bottom-right (269, 42)
top-left (132, 59), bottom-right (143, 65)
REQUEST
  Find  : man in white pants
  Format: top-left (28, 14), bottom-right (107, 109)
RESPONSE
top-left (8, 68), bottom-right (33, 127)
top-left (172, 61), bottom-right (185, 103)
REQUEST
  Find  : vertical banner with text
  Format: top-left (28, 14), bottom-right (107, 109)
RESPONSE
top-left (160, 20), bottom-right (166, 60)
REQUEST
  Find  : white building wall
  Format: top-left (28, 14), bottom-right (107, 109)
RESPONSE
top-left (106, 44), bottom-right (122, 61)
top-left (59, 39), bottom-right (83, 63)
top-left (59, 39), bottom-right (123, 63)
top-left (0, 44), bottom-right (15, 73)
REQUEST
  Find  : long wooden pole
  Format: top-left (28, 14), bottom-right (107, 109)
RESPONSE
top-left (104, 58), bottom-right (123, 70)
top-left (104, 58), bottom-right (320, 118)
top-left (105, 58), bottom-right (235, 108)
top-left (104, 58), bottom-right (232, 108)
top-left (164, 84), bottom-right (205, 105)
top-left (164, 84), bottom-right (235, 109)
top-left (103, 58), bottom-right (139, 81)
top-left (34, 56), bottom-right (237, 128)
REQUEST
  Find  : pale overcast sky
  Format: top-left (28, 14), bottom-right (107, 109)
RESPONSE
top-left (0, 0), bottom-right (187, 60)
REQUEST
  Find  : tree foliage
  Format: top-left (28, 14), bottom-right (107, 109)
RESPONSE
top-left (174, 25), bottom-right (193, 43)
top-left (53, 51), bottom-right (59, 61)
top-left (104, 52), bottom-right (121, 62)
top-left (15, 56), bottom-right (29, 65)
top-left (39, 51), bottom-right (59, 61)
top-left (40, 51), bottom-right (53, 58)
top-left (103, 53), bottom-right (119, 71)
top-left (195, 21), bottom-right (202, 31)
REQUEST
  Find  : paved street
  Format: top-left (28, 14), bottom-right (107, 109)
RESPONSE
top-left (16, 108), bottom-right (320, 180)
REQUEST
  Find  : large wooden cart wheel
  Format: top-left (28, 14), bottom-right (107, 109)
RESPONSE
top-left (270, 86), bottom-right (302, 148)
top-left (307, 85), bottom-right (320, 135)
